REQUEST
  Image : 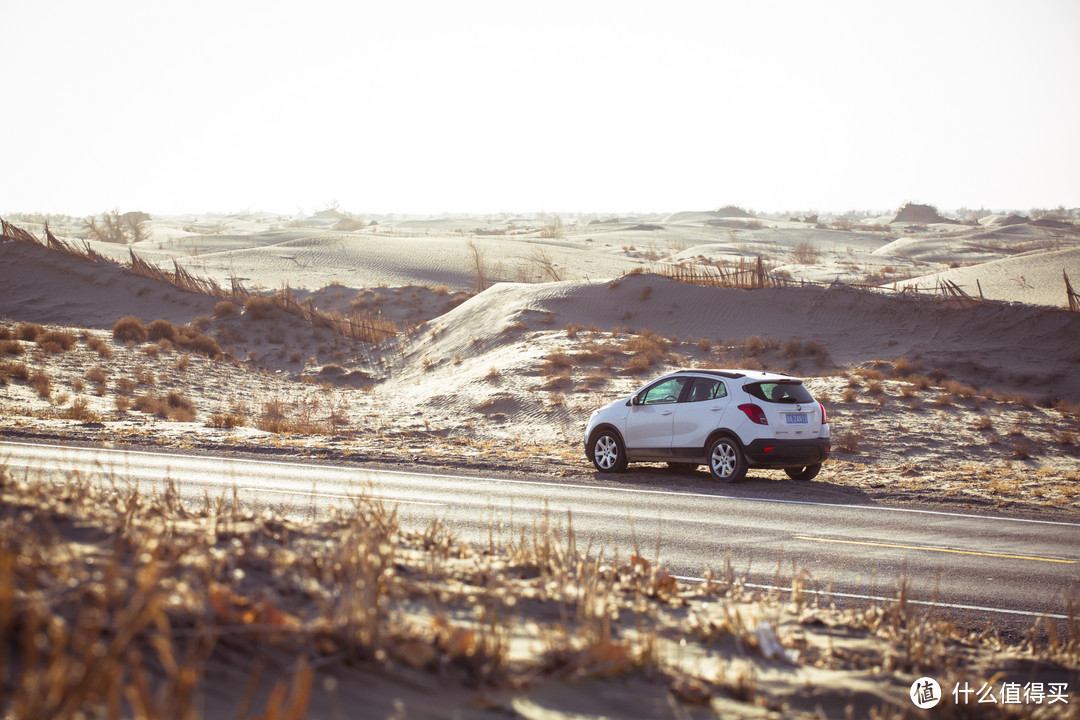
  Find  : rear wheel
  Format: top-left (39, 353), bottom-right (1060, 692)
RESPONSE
top-left (785, 464), bottom-right (821, 481)
top-left (707, 436), bottom-right (746, 482)
top-left (590, 430), bottom-right (627, 473)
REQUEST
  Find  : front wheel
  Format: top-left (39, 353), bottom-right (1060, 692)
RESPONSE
top-left (707, 436), bottom-right (746, 482)
top-left (785, 464), bottom-right (821, 481)
top-left (590, 430), bottom-right (628, 473)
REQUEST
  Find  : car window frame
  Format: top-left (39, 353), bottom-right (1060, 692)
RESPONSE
top-left (638, 377), bottom-right (690, 406)
top-left (683, 376), bottom-right (727, 403)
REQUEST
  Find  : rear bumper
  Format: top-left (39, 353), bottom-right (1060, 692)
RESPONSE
top-left (743, 437), bottom-right (830, 468)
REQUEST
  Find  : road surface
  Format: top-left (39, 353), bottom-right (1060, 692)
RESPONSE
top-left (2, 440), bottom-right (1077, 633)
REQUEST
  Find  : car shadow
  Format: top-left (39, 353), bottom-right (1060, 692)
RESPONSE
top-left (589, 463), bottom-right (877, 506)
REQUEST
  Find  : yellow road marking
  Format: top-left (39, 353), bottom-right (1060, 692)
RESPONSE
top-left (793, 536), bottom-right (1078, 565)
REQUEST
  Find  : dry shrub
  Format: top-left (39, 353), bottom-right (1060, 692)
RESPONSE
top-left (1002, 392), bottom-right (1035, 408)
top-left (190, 315), bottom-right (212, 331)
top-left (626, 354), bottom-right (653, 375)
top-left (134, 366), bottom-right (156, 386)
top-left (792, 241), bottom-right (820, 264)
top-left (974, 416), bottom-right (993, 431)
top-left (146, 319), bottom-right (178, 342)
top-left (114, 395), bottom-right (131, 412)
top-left (176, 354), bottom-right (191, 371)
top-left (866, 381), bottom-right (884, 396)
top-left (565, 323), bottom-right (583, 339)
top-left (36, 330), bottom-right (78, 353)
top-left (695, 337), bottom-right (713, 352)
top-left (542, 370), bottom-right (572, 390)
top-left (133, 393), bottom-right (168, 418)
top-left (111, 316), bottom-right (147, 343)
top-left (0, 340), bottom-right (23, 356)
top-left (142, 344), bottom-right (160, 359)
top-left (30, 370), bottom-right (52, 399)
top-left (213, 300), bottom-right (238, 318)
top-left (941, 380), bottom-right (976, 399)
top-left (244, 295), bottom-right (278, 321)
top-left (116, 377), bottom-right (136, 396)
top-left (892, 356), bottom-right (919, 378)
top-left (803, 340), bottom-right (829, 360)
top-left (0, 327), bottom-right (10, 341)
top-left (0, 361), bottom-right (30, 382)
top-left (623, 330), bottom-right (668, 372)
top-left (15, 323), bottom-right (44, 341)
top-left (208, 412), bottom-right (246, 429)
top-left (86, 366), bottom-right (108, 385)
top-left (541, 350), bottom-right (575, 376)
top-left (781, 339), bottom-right (803, 359)
top-left (85, 334), bottom-right (112, 358)
top-left (175, 326), bottom-right (222, 359)
top-left (258, 398), bottom-right (290, 433)
top-left (842, 388), bottom-right (857, 403)
top-left (834, 419), bottom-right (865, 453)
top-left (745, 335), bottom-right (778, 356)
top-left (59, 397), bottom-right (101, 422)
top-left (856, 366), bottom-right (883, 381)
top-left (133, 391), bottom-right (196, 421)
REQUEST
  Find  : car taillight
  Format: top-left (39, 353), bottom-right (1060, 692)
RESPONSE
top-left (819, 402), bottom-right (827, 424)
top-left (738, 403), bottom-right (768, 425)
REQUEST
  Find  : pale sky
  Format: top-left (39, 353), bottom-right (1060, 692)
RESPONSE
top-left (4, 0), bottom-right (1079, 216)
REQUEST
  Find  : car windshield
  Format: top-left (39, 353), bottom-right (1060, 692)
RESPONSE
top-left (743, 381), bottom-right (814, 404)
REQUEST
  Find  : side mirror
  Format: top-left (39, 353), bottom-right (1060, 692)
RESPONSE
top-left (631, 394), bottom-right (643, 406)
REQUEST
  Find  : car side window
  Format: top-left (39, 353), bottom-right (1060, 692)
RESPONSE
top-left (640, 377), bottom-right (688, 405)
top-left (685, 378), bottom-right (727, 402)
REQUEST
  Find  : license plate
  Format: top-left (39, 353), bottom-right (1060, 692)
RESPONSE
top-left (786, 413), bottom-right (808, 424)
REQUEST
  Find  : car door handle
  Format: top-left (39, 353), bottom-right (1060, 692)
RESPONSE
top-left (711, 408), bottom-right (724, 412)
top-left (661, 411), bottom-right (673, 416)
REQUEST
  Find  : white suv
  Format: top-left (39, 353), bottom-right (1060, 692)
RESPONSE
top-left (584, 369), bottom-right (830, 482)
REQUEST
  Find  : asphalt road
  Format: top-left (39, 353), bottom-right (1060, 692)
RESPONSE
top-left (3, 440), bottom-right (1078, 634)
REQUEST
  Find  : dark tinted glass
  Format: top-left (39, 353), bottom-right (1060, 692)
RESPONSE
top-left (685, 377), bottom-right (726, 402)
top-left (744, 381), bottom-right (814, 404)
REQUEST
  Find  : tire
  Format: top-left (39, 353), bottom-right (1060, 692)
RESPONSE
top-left (785, 464), bottom-right (821, 481)
top-left (707, 436), bottom-right (746, 482)
top-left (590, 430), bottom-right (628, 473)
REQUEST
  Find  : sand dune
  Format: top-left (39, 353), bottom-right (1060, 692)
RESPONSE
top-left (0, 239), bottom-right (218, 327)
top-left (900, 246), bottom-right (1080, 307)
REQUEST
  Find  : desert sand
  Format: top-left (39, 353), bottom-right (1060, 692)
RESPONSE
top-left (2, 206), bottom-right (1079, 717)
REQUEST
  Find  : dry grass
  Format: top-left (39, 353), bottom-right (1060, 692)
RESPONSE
top-left (84, 334), bottom-right (112, 358)
top-left (208, 412), bottom-right (247, 429)
top-left (0, 445), bottom-right (1076, 720)
top-left (792, 240), bottom-right (821, 264)
top-left (111, 316), bottom-right (147, 343)
top-left (15, 323), bottom-right (44, 341)
top-left (213, 300), bottom-right (238, 318)
top-left (133, 391), bottom-right (196, 422)
top-left (29, 370), bottom-right (52, 399)
top-left (0, 340), bottom-right (24, 356)
top-left (58, 396), bottom-right (101, 422)
top-left (35, 330), bottom-right (78, 353)
top-left (0, 361), bottom-right (30, 384)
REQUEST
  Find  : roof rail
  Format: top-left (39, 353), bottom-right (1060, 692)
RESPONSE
top-left (674, 369), bottom-right (745, 379)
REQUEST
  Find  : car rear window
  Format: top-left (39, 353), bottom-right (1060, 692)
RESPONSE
top-left (744, 381), bottom-right (814, 404)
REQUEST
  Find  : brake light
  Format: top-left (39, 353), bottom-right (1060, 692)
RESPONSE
top-left (738, 403), bottom-right (768, 425)
top-left (819, 402), bottom-right (827, 424)
top-left (763, 446), bottom-right (774, 454)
